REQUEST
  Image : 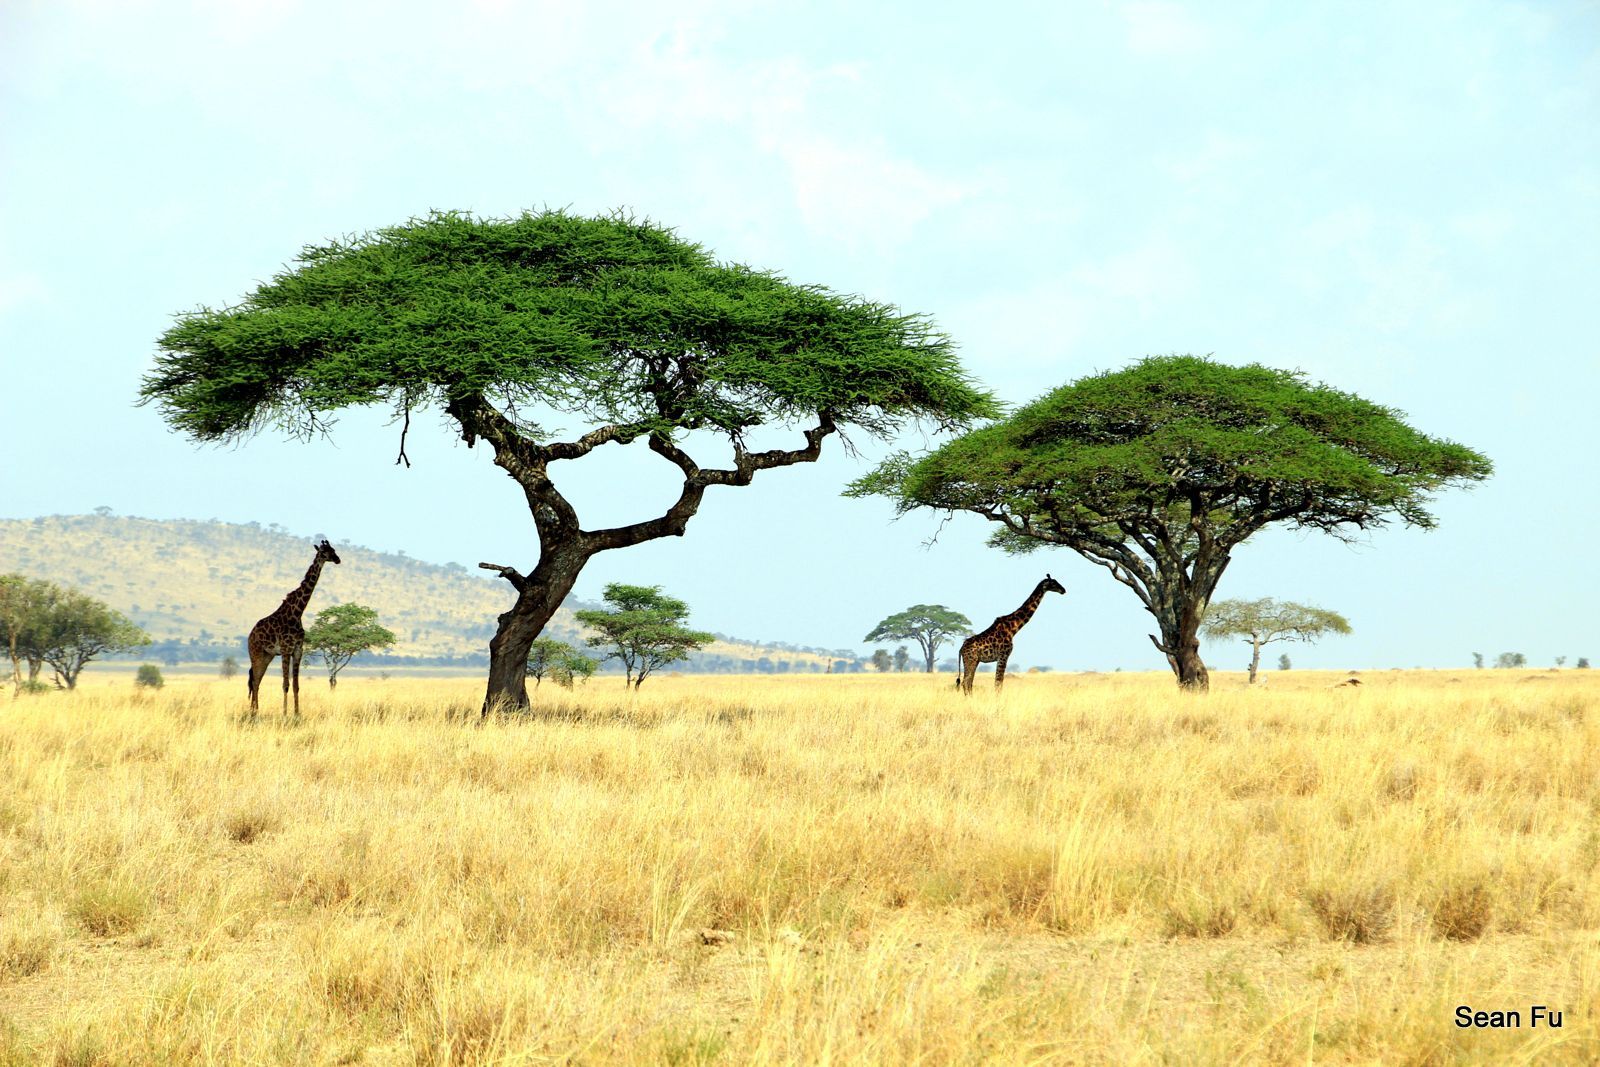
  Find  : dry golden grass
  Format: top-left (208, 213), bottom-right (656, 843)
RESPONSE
top-left (1, 669), bottom-right (1597, 1064)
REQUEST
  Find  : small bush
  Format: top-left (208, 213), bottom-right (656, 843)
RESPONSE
top-left (1305, 884), bottom-right (1394, 943)
top-left (1161, 893), bottom-right (1240, 938)
top-left (18, 679), bottom-right (51, 695)
top-left (70, 879), bottom-right (148, 937)
top-left (0, 919), bottom-right (58, 979)
top-left (134, 664), bottom-right (165, 689)
top-left (1430, 880), bottom-right (1494, 940)
top-left (224, 799), bottom-right (282, 844)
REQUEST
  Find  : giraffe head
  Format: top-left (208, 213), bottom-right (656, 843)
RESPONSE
top-left (316, 539), bottom-right (342, 566)
top-left (1042, 573), bottom-right (1065, 595)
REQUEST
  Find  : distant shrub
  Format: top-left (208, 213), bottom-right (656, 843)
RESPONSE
top-left (134, 664), bottom-right (164, 689)
top-left (1305, 884), bottom-right (1394, 943)
top-left (1430, 880), bottom-right (1494, 941)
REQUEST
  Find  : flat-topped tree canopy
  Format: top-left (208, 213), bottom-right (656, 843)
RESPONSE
top-left (140, 209), bottom-right (998, 711)
top-left (141, 209), bottom-right (990, 446)
top-left (850, 355), bottom-right (1491, 690)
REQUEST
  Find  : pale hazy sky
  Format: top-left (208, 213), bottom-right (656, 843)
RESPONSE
top-left (2, 1), bottom-right (1596, 671)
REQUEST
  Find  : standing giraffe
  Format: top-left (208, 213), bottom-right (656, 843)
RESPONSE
top-left (247, 539), bottom-right (340, 718)
top-left (956, 575), bottom-right (1065, 694)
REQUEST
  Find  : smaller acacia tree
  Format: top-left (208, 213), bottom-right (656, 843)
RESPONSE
top-left (1, 575), bottom-right (47, 692)
top-left (219, 656), bottom-right (240, 680)
top-left (864, 606), bottom-right (971, 673)
top-left (870, 649), bottom-right (893, 672)
top-left (1202, 598), bottom-right (1350, 683)
top-left (893, 646), bottom-right (910, 672)
top-left (551, 650), bottom-right (599, 688)
top-left (527, 637), bottom-right (597, 689)
top-left (304, 603), bottom-right (396, 688)
top-left (575, 584), bottom-right (714, 690)
top-left (30, 589), bottom-right (148, 689)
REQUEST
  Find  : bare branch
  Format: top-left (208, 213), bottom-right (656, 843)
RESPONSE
top-left (478, 562), bottom-right (528, 593)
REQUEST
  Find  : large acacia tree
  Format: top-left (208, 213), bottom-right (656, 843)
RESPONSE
top-left (849, 356), bottom-right (1491, 691)
top-left (139, 210), bottom-right (995, 710)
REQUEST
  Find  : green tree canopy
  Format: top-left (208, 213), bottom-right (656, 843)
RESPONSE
top-left (850, 355), bottom-right (1491, 690)
top-left (0, 575), bottom-right (57, 692)
top-left (864, 605), bottom-right (972, 673)
top-left (526, 637), bottom-right (597, 689)
top-left (1201, 597), bottom-right (1351, 683)
top-left (139, 209), bottom-right (996, 712)
top-left (303, 603), bottom-right (396, 688)
top-left (11, 584), bottom-right (149, 690)
top-left (574, 583), bottom-right (714, 690)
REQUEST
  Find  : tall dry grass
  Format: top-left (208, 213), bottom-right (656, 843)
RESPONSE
top-left (1, 669), bottom-right (1597, 1064)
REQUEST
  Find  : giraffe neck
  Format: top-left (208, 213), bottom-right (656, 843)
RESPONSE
top-left (1002, 582), bottom-right (1050, 630)
top-left (277, 556), bottom-right (326, 619)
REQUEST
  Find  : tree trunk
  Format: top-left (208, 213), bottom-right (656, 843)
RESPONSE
top-left (1247, 638), bottom-right (1262, 684)
top-left (482, 545), bottom-right (589, 715)
top-left (1151, 593), bottom-right (1211, 692)
top-left (921, 635), bottom-right (936, 672)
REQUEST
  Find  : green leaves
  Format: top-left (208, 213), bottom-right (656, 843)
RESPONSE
top-left (849, 355), bottom-right (1490, 689)
top-left (573, 582), bottom-right (714, 689)
top-left (863, 605), bottom-right (972, 672)
top-left (304, 603), bottom-right (396, 662)
top-left (304, 603), bottom-right (396, 686)
top-left (852, 355), bottom-right (1493, 546)
top-left (141, 209), bottom-right (997, 445)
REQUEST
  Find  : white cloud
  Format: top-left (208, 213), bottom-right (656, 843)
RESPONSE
top-left (1120, 1), bottom-right (1212, 57)
top-left (768, 132), bottom-right (978, 249)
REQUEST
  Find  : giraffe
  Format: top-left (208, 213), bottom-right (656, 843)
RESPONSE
top-left (956, 574), bottom-right (1065, 695)
top-left (247, 539), bottom-right (340, 718)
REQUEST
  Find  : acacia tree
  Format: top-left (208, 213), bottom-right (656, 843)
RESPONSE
top-left (850, 356), bottom-right (1491, 691)
top-left (0, 575), bottom-right (45, 692)
top-left (139, 210), bottom-right (995, 712)
top-left (304, 603), bottom-right (396, 688)
top-left (575, 583), bottom-right (714, 690)
top-left (30, 589), bottom-right (148, 689)
top-left (526, 637), bottom-right (597, 689)
top-left (1201, 598), bottom-right (1351, 683)
top-left (863, 605), bottom-right (971, 673)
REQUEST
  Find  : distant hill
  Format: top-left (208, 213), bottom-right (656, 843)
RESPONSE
top-left (0, 514), bottom-right (848, 672)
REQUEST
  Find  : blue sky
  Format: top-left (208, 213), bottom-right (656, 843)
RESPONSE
top-left (2, 0), bottom-right (1596, 671)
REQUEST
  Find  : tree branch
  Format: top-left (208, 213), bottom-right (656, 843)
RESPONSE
top-left (478, 562), bottom-right (528, 593)
top-left (582, 413), bottom-right (837, 552)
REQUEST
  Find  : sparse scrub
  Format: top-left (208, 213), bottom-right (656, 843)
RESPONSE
top-left (1305, 882), bottom-right (1395, 943)
top-left (0, 670), bottom-right (1595, 1062)
top-left (69, 877), bottom-right (149, 937)
top-left (1, 914), bottom-right (60, 979)
top-left (1429, 877), bottom-right (1496, 940)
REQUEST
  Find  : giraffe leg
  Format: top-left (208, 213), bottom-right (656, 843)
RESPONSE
top-left (281, 652), bottom-right (291, 718)
top-left (961, 651), bottom-right (979, 696)
top-left (994, 653), bottom-right (1009, 690)
top-left (247, 651), bottom-right (272, 718)
top-left (291, 649), bottom-right (302, 720)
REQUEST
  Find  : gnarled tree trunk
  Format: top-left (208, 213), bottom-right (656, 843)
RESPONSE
top-left (480, 545), bottom-right (590, 715)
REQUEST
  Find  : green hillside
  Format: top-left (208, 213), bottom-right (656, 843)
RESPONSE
top-left (0, 514), bottom-right (843, 671)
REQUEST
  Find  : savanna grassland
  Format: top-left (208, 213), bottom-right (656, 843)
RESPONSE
top-left (1, 670), bottom-right (1597, 1065)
